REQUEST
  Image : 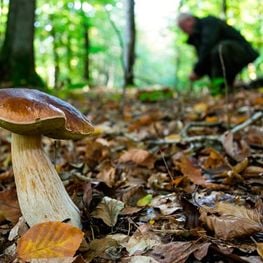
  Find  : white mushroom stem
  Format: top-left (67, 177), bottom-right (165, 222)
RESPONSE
top-left (11, 133), bottom-right (81, 228)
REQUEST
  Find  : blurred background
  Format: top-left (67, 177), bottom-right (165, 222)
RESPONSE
top-left (0, 0), bottom-right (262, 91)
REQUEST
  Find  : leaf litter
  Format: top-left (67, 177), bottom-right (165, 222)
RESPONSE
top-left (0, 88), bottom-right (263, 262)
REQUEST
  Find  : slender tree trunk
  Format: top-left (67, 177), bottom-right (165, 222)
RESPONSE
top-left (0, 0), bottom-right (4, 42)
top-left (0, 0), bottom-right (43, 87)
top-left (124, 0), bottom-right (136, 87)
top-left (66, 34), bottom-right (72, 85)
top-left (50, 15), bottom-right (60, 89)
top-left (83, 20), bottom-right (90, 83)
top-left (80, 0), bottom-right (90, 84)
top-left (222, 0), bottom-right (227, 20)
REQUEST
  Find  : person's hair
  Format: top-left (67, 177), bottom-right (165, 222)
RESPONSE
top-left (177, 13), bottom-right (194, 25)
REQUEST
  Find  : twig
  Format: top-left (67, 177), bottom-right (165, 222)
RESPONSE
top-left (146, 111), bottom-right (262, 145)
top-left (230, 111), bottom-right (263, 134)
top-left (160, 150), bottom-right (174, 181)
top-left (180, 121), bottom-right (224, 137)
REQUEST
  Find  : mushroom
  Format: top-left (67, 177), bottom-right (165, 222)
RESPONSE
top-left (0, 88), bottom-right (94, 228)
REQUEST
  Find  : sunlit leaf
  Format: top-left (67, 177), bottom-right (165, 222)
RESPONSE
top-left (136, 194), bottom-right (152, 207)
top-left (17, 221), bottom-right (84, 261)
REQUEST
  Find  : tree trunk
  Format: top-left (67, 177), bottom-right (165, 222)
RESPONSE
top-left (0, 0), bottom-right (43, 88)
top-left (83, 20), bottom-right (90, 83)
top-left (50, 15), bottom-right (60, 89)
top-left (80, 0), bottom-right (90, 84)
top-left (66, 34), bottom-right (72, 85)
top-left (124, 0), bottom-right (136, 87)
top-left (222, 0), bottom-right (227, 20)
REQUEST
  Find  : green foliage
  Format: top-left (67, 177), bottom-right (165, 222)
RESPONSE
top-left (137, 88), bottom-right (174, 102)
top-left (0, 0), bottom-right (261, 90)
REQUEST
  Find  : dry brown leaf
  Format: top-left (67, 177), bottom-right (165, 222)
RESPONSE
top-left (17, 221), bottom-right (84, 261)
top-left (91, 197), bottom-right (124, 227)
top-left (97, 165), bottom-right (116, 187)
top-left (243, 166), bottom-right (263, 178)
top-left (222, 131), bottom-right (250, 161)
top-left (148, 241), bottom-right (210, 263)
top-left (128, 111), bottom-right (162, 131)
top-left (0, 188), bottom-right (21, 223)
top-left (119, 148), bottom-right (156, 169)
top-left (201, 147), bottom-right (226, 169)
top-left (176, 156), bottom-right (206, 185)
top-left (83, 237), bottom-right (120, 262)
top-left (199, 202), bottom-right (263, 240)
top-left (125, 224), bottom-right (161, 255)
top-left (82, 183), bottom-right (93, 208)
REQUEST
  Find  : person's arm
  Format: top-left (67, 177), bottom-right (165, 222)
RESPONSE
top-left (194, 16), bottom-right (222, 76)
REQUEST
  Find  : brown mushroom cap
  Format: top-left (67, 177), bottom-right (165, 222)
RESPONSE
top-left (0, 88), bottom-right (94, 139)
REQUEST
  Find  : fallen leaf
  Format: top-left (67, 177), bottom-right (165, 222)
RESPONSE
top-left (83, 237), bottom-right (121, 262)
top-left (193, 102), bottom-right (208, 114)
top-left (119, 148), bottom-right (156, 169)
top-left (0, 188), bottom-right (21, 223)
top-left (176, 156), bottom-right (206, 185)
top-left (128, 111), bottom-right (162, 131)
top-left (125, 224), bottom-right (161, 256)
top-left (136, 194), bottom-right (152, 207)
top-left (148, 241), bottom-right (210, 263)
top-left (256, 242), bottom-right (263, 259)
top-left (199, 202), bottom-right (263, 240)
top-left (91, 197), bottom-right (124, 227)
top-left (8, 217), bottom-right (28, 241)
top-left (17, 221), bottom-right (84, 261)
top-left (222, 131), bottom-right (250, 161)
top-left (97, 165), bottom-right (116, 187)
top-left (151, 193), bottom-right (181, 215)
top-left (201, 147), bottom-right (226, 169)
top-left (82, 183), bottom-right (93, 208)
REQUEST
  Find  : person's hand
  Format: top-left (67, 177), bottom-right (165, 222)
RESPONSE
top-left (189, 72), bottom-right (200, 81)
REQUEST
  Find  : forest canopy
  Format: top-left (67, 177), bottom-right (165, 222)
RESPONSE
top-left (0, 0), bottom-right (262, 91)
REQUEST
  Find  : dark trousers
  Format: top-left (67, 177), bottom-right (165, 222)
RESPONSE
top-left (208, 40), bottom-right (252, 86)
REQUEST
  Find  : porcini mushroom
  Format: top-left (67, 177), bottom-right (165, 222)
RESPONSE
top-left (0, 88), bottom-right (94, 228)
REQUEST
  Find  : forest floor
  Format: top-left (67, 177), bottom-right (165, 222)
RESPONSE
top-left (0, 86), bottom-right (263, 263)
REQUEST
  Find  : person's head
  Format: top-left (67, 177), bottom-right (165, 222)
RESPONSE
top-left (177, 13), bottom-right (196, 35)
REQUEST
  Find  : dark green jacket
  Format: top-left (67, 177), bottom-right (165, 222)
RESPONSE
top-left (187, 16), bottom-right (259, 76)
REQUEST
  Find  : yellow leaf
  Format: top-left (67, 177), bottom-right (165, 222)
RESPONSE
top-left (17, 221), bottom-right (84, 261)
